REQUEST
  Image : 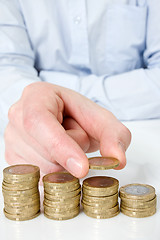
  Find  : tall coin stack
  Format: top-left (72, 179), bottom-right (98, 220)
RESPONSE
top-left (43, 172), bottom-right (81, 220)
top-left (2, 164), bottom-right (40, 221)
top-left (120, 183), bottom-right (157, 218)
top-left (82, 176), bottom-right (120, 219)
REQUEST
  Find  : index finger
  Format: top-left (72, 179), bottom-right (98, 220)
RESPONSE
top-left (61, 88), bottom-right (131, 169)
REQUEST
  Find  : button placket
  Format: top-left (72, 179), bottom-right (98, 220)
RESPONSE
top-left (68, 0), bottom-right (89, 67)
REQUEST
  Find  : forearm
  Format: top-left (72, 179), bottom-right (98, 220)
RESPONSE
top-left (39, 67), bottom-right (160, 121)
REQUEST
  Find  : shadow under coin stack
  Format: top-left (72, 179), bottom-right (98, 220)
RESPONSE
top-left (43, 172), bottom-right (81, 220)
top-left (82, 176), bottom-right (119, 219)
top-left (2, 164), bottom-right (40, 221)
top-left (120, 183), bottom-right (157, 218)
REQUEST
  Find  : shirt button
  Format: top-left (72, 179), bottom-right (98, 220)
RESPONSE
top-left (74, 16), bottom-right (81, 25)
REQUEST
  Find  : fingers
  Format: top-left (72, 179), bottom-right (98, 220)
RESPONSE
top-left (4, 124), bottom-right (64, 173)
top-left (63, 117), bottom-right (90, 152)
top-left (7, 82), bottom-right (131, 180)
top-left (63, 117), bottom-right (99, 153)
top-left (8, 101), bottom-right (53, 163)
top-left (23, 108), bottom-right (89, 178)
top-left (60, 88), bottom-right (132, 168)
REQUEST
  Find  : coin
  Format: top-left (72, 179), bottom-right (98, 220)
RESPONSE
top-left (120, 203), bottom-right (156, 212)
top-left (82, 197), bottom-right (118, 209)
top-left (88, 157), bottom-right (120, 170)
top-left (4, 195), bottom-right (40, 205)
top-left (2, 187), bottom-right (39, 197)
top-left (2, 164), bottom-right (40, 221)
top-left (82, 202), bottom-right (119, 213)
top-left (120, 206), bottom-right (156, 218)
top-left (119, 184), bottom-right (155, 201)
top-left (3, 165), bottom-right (40, 180)
top-left (119, 183), bottom-right (156, 218)
top-left (44, 182), bottom-right (80, 192)
top-left (83, 209), bottom-right (120, 219)
top-left (43, 172), bottom-right (81, 220)
top-left (82, 176), bottom-right (119, 219)
top-left (44, 203), bottom-right (79, 213)
top-left (45, 187), bottom-right (81, 198)
top-left (82, 192), bottom-right (118, 204)
top-left (44, 198), bottom-right (80, 209)
top-left (44, 207), bottom-right (80, 220)
top-left (43, 172), bottom-right (79, 186)
top-left (3, 209), bottom-right (40, 221)
top-left (83, 176), bottom-right (119, 196)
top-left (2, 182), bottom-right (39, 191)
top-left (5, 204), bottom-right (40, 215)
top-left (120, 195), bottom-right (157, 209)
top-left (44, 193), bottom-right (81, 205)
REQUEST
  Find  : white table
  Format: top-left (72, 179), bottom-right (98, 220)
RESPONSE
top-left (0, 120), bottom-right (160, 240)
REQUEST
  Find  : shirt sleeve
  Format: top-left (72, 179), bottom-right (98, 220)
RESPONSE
top-left (0, 0), bottom-right (40, 134)
top-left (40, 0), bottom-right (160, 121)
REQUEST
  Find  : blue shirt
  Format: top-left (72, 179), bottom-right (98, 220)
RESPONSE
top-left (0, 0), bottom-right (160, 133)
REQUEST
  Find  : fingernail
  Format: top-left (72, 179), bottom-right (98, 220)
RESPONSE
top-left (66, 158), bottom-right (82, 177)
top-left (118, 141), bottom-right (126, 153)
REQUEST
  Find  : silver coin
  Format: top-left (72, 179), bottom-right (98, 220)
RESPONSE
top-left (124, 185), bottom-right (149, 196)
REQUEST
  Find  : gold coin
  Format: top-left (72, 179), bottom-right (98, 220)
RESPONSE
top-left (82, 197), bottom-right (118, 209)
top-left (44, 182), bottom-right (80, 192)
top-left (3, 209), bottom-right (40, 221)
top-left (83, 209), bottom-right (120, 219)
top-left (44, 203), bottom-right (79, 213)
top-left (120, 195), bottom-right (157, 209)
top-left (3, 164), bottom-right (40, 181)
top-left (4, 192), bottom-right (40, 203)
top-left (44, 192), bottom-right (81, 202)
top-left (44, 187), bottom-right (81, 198)
top-left (44, 206), bottom-right (80, 220)
top-left (83, 176), bottom-right (119, 189)
top-left (3, 176), bottom-right (39, 184)
top-left (88, 157), bottom-right (119, 170)
top-left (2, 187), bottom-right (39, 197)
top-left (82, 192), bottom-right (118, 204)
top-left (83, 176), bottom-right (119, 196)
top-left (43, 198), bottom-right (80, 208)
top-left (119, 184), bottom-right (155, 201)
top-left (120, 206), bottom-right (156, 218)
top-left (43, 172), bottom-right (79, 186)
top-left (3, 178), bottom-right (39, 185)
top-left (2, 182), bottom-right (38, 191)
top-left (4, 204), bottom-right (40, 215)
top-left (120, 203), bottom-right (156, 212)
top-left (4, 198), bottom-right (40, 208)
top-left (82, 202), bottom-right (119, 214)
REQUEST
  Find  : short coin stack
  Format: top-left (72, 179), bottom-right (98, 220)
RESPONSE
top-left (82, 176), bottom-right (120, 219)
top-left (43, 172), bottom-right (81, 220)
top-left (120, 183), bottom-right (157, 218)
top-left (2, 164), bottom-right (40, 221)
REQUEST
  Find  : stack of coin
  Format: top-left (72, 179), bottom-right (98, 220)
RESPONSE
top-left (43, 172), bottom-right (81, 220)
top-left (2, 164), bottom-right (40, 221)
top-left (82, 176), bottom-right (120, 219)
top-left (120, 183), bottom-right (157, 218)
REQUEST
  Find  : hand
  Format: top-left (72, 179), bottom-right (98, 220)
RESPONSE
top-left (4, 82), bottom-right (131, 178)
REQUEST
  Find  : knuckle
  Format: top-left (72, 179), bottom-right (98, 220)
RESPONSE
top-left (22, 83), bottom-right (35, 96)
top-left (8, 104), bottom-right (17, 122)
top-left (120, 124), bottom-right (132, 146)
